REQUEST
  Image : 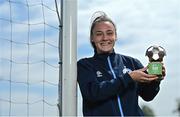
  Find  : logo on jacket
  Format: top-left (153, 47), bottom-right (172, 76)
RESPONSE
top-left (123, 66), bottom-right (132, 74)
top-left (96, 71), bottom-right (103, 77)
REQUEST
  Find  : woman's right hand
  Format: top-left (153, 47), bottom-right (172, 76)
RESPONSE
top-left (129, 67), bottom-right (159, 83)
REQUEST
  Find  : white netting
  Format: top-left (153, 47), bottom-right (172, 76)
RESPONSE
top-left (0, 0), bottom-right (61, 116)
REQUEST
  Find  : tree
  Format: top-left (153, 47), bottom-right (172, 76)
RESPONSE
top-left (141, 105), bottom-right (155, 116)
top-left (173, 98), bottom-right (180, 116)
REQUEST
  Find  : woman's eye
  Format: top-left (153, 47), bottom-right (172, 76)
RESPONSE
top-left (96, 32), bottom-right (102, 36)
top-left (107, 31), bottom-right (113, 35)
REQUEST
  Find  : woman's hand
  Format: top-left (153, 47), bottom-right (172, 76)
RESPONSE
top-left (158, 65), bottom-right (166, 80)
top-left (129, 67), bottom-right (159, 83)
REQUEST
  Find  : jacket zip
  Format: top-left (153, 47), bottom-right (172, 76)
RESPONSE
top-left (107, 56), bottom-right (124, 117)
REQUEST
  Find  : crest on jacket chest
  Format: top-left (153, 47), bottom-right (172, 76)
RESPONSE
top-left (96, 71), bottom-right (103, 77)
top-left (122, 66), bottom-right (132, 74)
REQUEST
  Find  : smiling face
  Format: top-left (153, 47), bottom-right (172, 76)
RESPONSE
top-left (91, 21), bottom-right (117, 54)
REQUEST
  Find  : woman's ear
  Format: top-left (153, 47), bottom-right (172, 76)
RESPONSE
top-left (115, 34), bottom-right (118, 41)
top-left (91, 38), bottom-right (94, 42)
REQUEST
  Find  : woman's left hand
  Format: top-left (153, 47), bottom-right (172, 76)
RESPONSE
top-left (160, 65), bottom-right (166, 80)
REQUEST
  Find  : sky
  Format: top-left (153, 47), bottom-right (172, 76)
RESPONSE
top-left (0, 0), bottom-right (180, 116)
top-left (77, 0), bottom-right (180, 116)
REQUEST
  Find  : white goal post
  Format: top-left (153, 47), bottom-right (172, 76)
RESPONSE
top-left (61, 0), bottom-right (77, 116)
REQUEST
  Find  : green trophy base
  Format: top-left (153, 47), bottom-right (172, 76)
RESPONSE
top-left (148, 62), bottom-right (162, 75)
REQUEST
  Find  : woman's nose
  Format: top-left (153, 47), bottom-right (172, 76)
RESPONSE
top-left (102, 34), bottom-right (108, 40)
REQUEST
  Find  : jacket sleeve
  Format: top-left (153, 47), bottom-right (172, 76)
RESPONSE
top-left (77, 59), bottom-right (134, 102)
top-left (138, 81), bottom-right (160, 101)
top-left (133, 59), bottom-right (161, 101)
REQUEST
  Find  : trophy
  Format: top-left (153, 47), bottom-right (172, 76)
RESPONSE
top-left (145, 45), bottom-right (166, 78)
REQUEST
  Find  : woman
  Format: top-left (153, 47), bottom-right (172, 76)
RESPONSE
top-left (77, 11), bottom-right (165, 116)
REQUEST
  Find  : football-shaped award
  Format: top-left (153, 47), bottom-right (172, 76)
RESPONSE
top-left (145, 45), bottom-right (166, 76)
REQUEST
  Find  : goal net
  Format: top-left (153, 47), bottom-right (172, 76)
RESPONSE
top-left (0, 0), bottom-right (61, 116)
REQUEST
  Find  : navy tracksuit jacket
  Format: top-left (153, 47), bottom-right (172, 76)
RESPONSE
top-left (77, 51), bottom-right (160, 116)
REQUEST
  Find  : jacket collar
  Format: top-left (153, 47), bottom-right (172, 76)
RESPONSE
top-left (93, 49), bottom-right (116, 60)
